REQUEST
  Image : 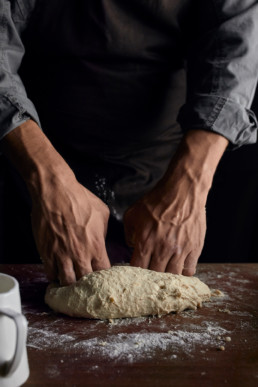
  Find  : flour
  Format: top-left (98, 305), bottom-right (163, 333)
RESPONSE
top-left (72, 325), bottom-right (230, 362)
top-left (95, 175), bottom-right (112, 205)
top-left (27, 327), bottom-right (74, 350)
top-left (22, 265), bottom-right (257, 367)
top-left (94, 174), bottom-right (121, 220)
top-left (25, 312), bottom-right (231, 363)
top-left (26, 323), bottom-right (230, 362)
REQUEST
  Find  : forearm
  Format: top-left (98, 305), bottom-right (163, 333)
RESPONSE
top-left (1, 119), bottom-right (75, 196)
top-left (1, 119), bottom-right (110, 283)
top-left (156, 129), bottom-right (229, 202)
top-left (125, 129), bottom-right (229, 274)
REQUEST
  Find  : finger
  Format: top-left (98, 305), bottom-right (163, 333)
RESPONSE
top-left (148, 237), bottom-right (180, 272)
top-left (130, 242), bottom-right (152, 269)
top-left (91, 247), bottom-right (111, 272)
top-left (165, 254), bottom-right (185, 274)
top-left (56, 256), bottom-right (77, 286)
top-left (73, 257), bottom-right (93, 280)
top-left (124, 223), bottom-right (135, 247)
top-left (182, 250), bottom-right (200, 276)
top-left (149, 248), bottom-right (171, 272)
top-left (42, 257), bottom-right (58, 283)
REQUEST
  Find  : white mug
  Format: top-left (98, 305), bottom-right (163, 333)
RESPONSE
top-left (0, 273), bottom-right (29, 387)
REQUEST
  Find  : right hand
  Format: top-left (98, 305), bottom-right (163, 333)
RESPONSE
top-left (1, 120), bottom-right (111, 286)
top-left (30, 174), bottom-right (111, 285)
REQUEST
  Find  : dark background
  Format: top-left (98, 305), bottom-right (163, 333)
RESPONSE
top-left (0, 89), bottom-right (258, 264)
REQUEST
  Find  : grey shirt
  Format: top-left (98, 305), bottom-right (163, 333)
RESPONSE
top-left (1, 0), bottom-right (258, 215)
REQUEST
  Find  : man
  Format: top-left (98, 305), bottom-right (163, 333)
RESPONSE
top-left (0, 0), bottom-right (257, 285)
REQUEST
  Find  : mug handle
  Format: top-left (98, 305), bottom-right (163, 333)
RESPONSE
top-left (0, 308), bottom-right (28, 376)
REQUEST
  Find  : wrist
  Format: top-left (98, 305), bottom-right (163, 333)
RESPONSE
top-left (159, 129), bottom-right (228, 193)
top-left (27, 154), bottom-right (76, 200)
top-left (146, 129), bottom-right (228, 210)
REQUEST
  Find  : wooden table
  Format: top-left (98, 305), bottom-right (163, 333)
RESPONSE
top-left (0, 264), bottom-right (257, 387)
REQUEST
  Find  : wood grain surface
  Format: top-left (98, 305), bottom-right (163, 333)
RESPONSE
top-left (0, 264), bottom-right (257, 387)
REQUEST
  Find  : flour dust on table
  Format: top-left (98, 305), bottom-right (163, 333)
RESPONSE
top-left (45, 266), bottom-right (211, 319)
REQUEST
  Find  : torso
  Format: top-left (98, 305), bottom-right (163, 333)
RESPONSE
top-left (18, 0), bottom-right (191, 215)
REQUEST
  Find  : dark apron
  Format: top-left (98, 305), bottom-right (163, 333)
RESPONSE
top-left (2, 0), bottom-right (188, 262)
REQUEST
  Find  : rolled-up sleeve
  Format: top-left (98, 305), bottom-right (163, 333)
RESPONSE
top-left (0, 0), bottom-right (41, 141)
top-left (177, 0), bottom-right (258, 149)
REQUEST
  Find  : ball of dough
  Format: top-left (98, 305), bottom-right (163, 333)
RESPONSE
top-left (45, 266), bottom-right (211, 319)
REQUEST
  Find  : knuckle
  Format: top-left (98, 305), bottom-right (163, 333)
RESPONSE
top-left (158, 239), bottom-right (169, 251)
top-left (188, 249), bottom-right (201, 262)
top-left (138, 245), bottom-right (150, 257)
top-left (131, 252), bottom-right (149, 268)
top-left (158, 253), bottom-right (169, 263)
top-left (166, 257), bottom-right (184, 274)
top-left (149, 257), bottom-right (168, 272)
top-left (172, 245), bottom-right (183, 255)
top-left (92, 253), bottom-right (107, 266)
top-left (55, 256), bottom-right (73, 273)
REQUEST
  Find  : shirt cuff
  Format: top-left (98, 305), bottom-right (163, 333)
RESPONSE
top-left (177, 94), bottom-right (258, 150)
top-left (0, 93), bottom-right (41, 141)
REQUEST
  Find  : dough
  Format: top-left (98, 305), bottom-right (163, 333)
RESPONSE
top-left (45, 266), bottom-right (211, 319)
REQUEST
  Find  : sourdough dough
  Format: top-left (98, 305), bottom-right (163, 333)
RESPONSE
top-left (45, 266), bottom-right (211, 319)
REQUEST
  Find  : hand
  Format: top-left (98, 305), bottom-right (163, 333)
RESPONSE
top-left (1, 120), bottom-right (111, 286)
top-left (124, 179), bottom-right (206, 276)
top-left (124, 129), bottom-right (228, 276)
top-left (31, 175), bottom-right (111, 285)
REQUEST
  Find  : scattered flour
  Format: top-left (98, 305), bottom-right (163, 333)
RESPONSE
top-left (22, 265), bottom-right (257, 366)
top-left (71, 328), bottom-right (229, 362)
top-left (27, 327), bottom-right (74, 350)
top-left (26, 317), bottom-right (230, 363)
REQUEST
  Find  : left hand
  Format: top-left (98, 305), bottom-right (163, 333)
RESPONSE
top-left (123, 177), bottom-right (207, 276)
top-left (124, 129), bottom-right (228, 276)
